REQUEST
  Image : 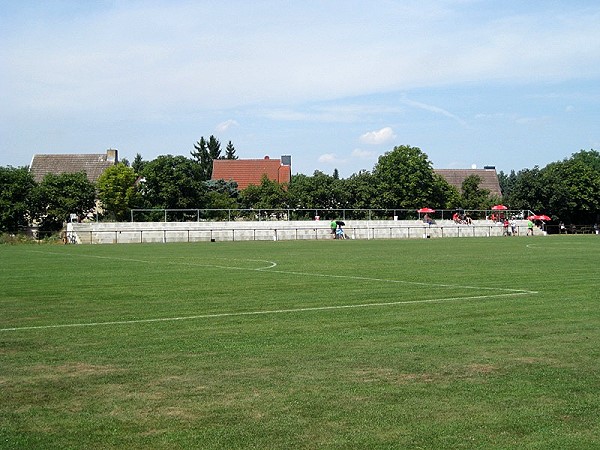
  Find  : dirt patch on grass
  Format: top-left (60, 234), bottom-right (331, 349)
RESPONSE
top-left (466, 363), bottom-right (498, 374)
top-left (353, 368), bottom-right (436, 384)
top-left (28, 362), bottom-right (125, 380)
top-left (353, 364), bottom-right (501, 384)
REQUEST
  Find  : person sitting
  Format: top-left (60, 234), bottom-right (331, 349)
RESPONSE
top-left (560, 221), bottom-right (567, 234)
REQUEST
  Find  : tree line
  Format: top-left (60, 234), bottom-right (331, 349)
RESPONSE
top-left (1, 138), bottom-right (599, 234)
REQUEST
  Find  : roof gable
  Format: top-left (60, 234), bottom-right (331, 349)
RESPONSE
top-left (30, 150), bottom-right (118, 183)
top-left (434, 168), bottom-right (502, 198)
top-left (212, 157), bottom-right (291, 190)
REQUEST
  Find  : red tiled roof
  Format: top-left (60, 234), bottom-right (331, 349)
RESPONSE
top-left (434, 168), bottom-right (502, 198)
top-left (212, 157), bottom-right (291, 190)
top-left (29, 150), bottom-right (118, 183)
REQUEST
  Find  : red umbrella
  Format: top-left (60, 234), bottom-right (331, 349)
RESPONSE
top-left (528, 214), bottom-right (551, 221)
top-left (417, 207), bottom-right (436, 213)
top-left (491, 205), bottom-right (508, 210)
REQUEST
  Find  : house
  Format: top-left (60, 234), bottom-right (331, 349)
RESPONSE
top-left (434, 167), bottom-right (502, 198)
top-left (29, 149), bottom-right (119, 184)
top-left (211, 155), bottom-right (292, 190)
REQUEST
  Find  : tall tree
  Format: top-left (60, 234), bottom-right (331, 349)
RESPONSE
top-left (498, 169), bottom-right (517, 198)
top-left (0, 166), bottom-right (36, 232)
top-left (191, 136), bottom-right (220, 180)
top-left (225, 141), bottom-right (238, 160)
top-left (504, 167), bottom-right (546, 213)
top-left (343, 170), bottom-right (377, 216)
top-left (31, 172), bottom-right (96, 231)
top-left (460, 174), bottom-right (491, 210)
top-left (140, 155), bottom-right (207, 209)
top-left (541, 154), bottom-right (600, 223)
top-left (372, 145), bottom-right (442, 209)
top-left (131, 153), bottom-right (146, 174)
top-left (207, 135), bottom-right (222, 163)
top-left (239, 175), bottom-right (289, 210)
top-left (97, 164), bottom-right (140, 221)
top-left (287, 171), bottom-right (347, 210)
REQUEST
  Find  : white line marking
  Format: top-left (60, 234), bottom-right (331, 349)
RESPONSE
top-left (0, 291), bottom-right (529, 332)
top-left (7, 249), bottom-right (536, 332)
top-left (28, 250), bottom-right (535, 294)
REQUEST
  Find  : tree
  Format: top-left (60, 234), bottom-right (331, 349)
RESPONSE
top-left (97, 164), bottom-right (140, 221)
top-left (460, 175), bottom-right (491, 210)
top-left (541, 155), bottom-right (600, 223)
top-left (31, 172), bottom-right (96, 231)
top-left (139, 155), bottom-right (207, 210)
top-left (569, 149), bottom-right (600, 171)
top-left (372, 145), bottom-right (444, 209)
top-left (287, 171), bottom-right (348, 211)
top-left (343, 170), bottom-right (377, 216)
top-left (498, 169), bottom-right (518, 198)
top-left (225, 141), bottom-right (238, 160)
top-left (504, 167), bottom-right (546, 213)
top-left (131, 153), bottom-right (146, 174)
top-left (239, 175), bottom-right (289, 211)
top-left (207, 135), bottom-right (222, 161)
top-left (191, 136), bottom-right (218, 180)
top-left (204, 179), bottom-right (239, 217)
top-left (0, 166), bottom-right (36, 232)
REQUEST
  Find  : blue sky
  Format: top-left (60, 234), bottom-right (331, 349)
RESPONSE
top-left (2, 0), bottom-right (600, 178)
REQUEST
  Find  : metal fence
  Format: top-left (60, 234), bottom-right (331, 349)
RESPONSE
top-left (129, 208), bottom-right (534, 223)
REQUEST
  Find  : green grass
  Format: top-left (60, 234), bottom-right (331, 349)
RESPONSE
top-left (1, 236), bottom-right (599, 449)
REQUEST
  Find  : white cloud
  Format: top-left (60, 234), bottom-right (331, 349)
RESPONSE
top-left (359, 127), bottom-right (396, 145)
top-left (216, 119), bottom-right (238, 132)
top-left (4, 2), bottom-right (600, 116)
top-left (401, 98), bottom-right (467, 127)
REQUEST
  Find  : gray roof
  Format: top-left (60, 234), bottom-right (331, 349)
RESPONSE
top-left (434, 168), bottom-right (502, 198)
top-left (29, 150), bottom-right (118, 183)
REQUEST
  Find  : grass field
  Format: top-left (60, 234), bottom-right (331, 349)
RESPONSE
top-left (1, 235), bottom-right (599, 449)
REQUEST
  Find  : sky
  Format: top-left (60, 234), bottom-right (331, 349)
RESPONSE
top-left (1, 0), bottom-right (600, 178)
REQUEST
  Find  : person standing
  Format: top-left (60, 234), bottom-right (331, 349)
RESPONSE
top-left (527, 219), bottom-right (534, 236)
top-left (330, 219), bottom-right (337, 238)
top-left (503, 219), bottom-right (510, 236)
top-left (510, 218), bottom-right (517, 236)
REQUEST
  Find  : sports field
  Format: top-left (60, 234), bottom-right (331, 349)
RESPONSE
top-left (1, 236), bottom-right (599, 449)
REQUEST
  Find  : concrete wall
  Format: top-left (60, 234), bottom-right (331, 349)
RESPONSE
top-left (67, 219), bottom-right (531, 244)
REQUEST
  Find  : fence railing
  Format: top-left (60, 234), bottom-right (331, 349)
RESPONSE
top-left (129, 208), bottom-right (535, 223)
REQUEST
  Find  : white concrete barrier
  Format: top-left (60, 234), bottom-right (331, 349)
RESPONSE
top-left (69, 219), bottom-right (529, 244)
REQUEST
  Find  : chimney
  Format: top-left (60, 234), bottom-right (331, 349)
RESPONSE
top-left (106, 148), bottom-right (118, 163)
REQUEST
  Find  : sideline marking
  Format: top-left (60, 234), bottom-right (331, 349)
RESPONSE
top-left (1, 291), bottom-right (529, 332)
top-left (28, 250), bottom-right (536, 294)
top-left (27, 250), bottom-right (278, 271)
top-left (6, 249), bottom-right (536, 333)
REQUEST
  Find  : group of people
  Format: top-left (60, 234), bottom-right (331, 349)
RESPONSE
top-left (502, 218), bottom-right (520, 236)
top-left (452, 212), bottom-right (472, 225)
top-left (330, 219), bottom-right (348, 239)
